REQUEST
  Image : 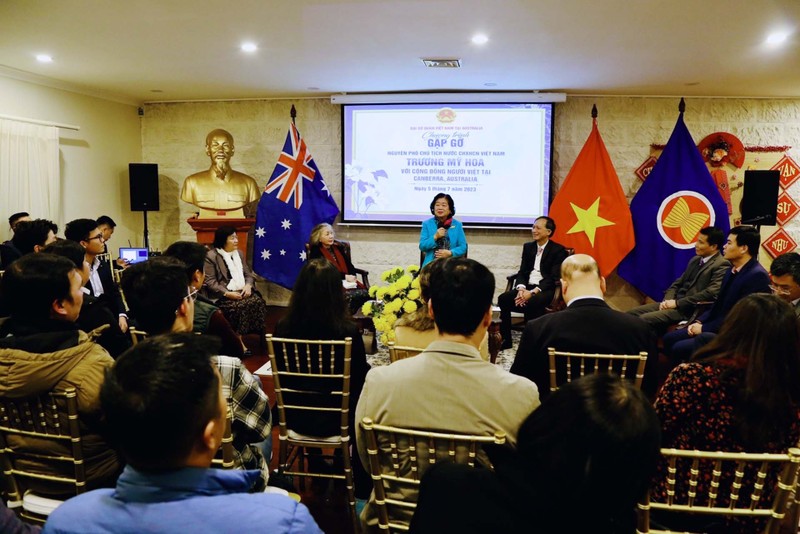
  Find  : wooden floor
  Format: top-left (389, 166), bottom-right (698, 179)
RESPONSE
top-left (241, 306), bottom-right (357, 534)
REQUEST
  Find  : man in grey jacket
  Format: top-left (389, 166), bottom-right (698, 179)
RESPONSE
top-left (627, 226), bottom-right (729, 334)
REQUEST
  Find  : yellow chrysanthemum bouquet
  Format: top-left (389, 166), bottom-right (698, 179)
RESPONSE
top-left (361, 265), bottom-right (422, 345)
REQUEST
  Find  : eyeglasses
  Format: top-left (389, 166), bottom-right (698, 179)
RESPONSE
top-left (769, 284), bottom-right (793, 296)
top-left (186, 288), bottom-right (199, 302)
top-left (86, 234), bottom-right (104, 242)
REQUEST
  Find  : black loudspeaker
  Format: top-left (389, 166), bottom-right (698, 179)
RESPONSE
top-left (129, 163), bottom-right (160, 212)
top-left (741, 170), bottom-right (779, 226)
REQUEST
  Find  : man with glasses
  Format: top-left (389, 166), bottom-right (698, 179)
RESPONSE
top-left (769, 252), bottom-right (800, 317)
top-left (65, 218), bottom-right (130, 357)
top-left (497, 216), bottom-right (568, 349)
top-left (121, 257), bottom-right (273, 492)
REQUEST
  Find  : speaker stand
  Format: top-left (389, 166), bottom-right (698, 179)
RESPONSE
top-left (142, 209), bottom-right (150, 250)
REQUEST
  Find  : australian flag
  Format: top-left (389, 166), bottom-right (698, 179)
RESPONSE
top-left (617, 106), bottom-right (730, 300)
top-left (253, 122), bottom-right (340, 289)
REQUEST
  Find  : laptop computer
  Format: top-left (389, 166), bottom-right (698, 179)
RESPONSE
top-left (119, 247), bottom-right (149, 264)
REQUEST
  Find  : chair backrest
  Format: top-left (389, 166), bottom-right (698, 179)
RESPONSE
top-left (267, 334), bottom-right (352, 440)
top-left (0, 388), bottom-right (86, 522)
top-left (637, 447), bottom-right (800, 534)
top-left (387, 342), bottom-right (425, 363)
top-left (547, 347), bottom-right (647, 393)
top-left (361, 417), bottom-right (506, 532)
top-left (128, 328), bottom-right (148, 346)
top-left (210, 407), bottom-right (234, 469)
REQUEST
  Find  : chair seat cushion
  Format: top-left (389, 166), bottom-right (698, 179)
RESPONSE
top-left (287, 429), bottom-right (342, 443)
top-left (23, 491), bottom-right (63, 516)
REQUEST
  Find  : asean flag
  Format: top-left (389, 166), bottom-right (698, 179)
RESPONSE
top-left (617, 102), bottom-right (730, 300)
top-left (548, 109), bottom-right (634, 277)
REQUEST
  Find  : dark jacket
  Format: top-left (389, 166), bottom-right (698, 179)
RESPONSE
top-left (513, 240), bottom-right (568, 293)
top-left (697, 257), bottom-right (770, 333)
top-left (0, 319), bottom-right (120, 495)
top-left (662, 253), bottom-right (729, 316)
top-left (511, 298), bottom-right (658, 400)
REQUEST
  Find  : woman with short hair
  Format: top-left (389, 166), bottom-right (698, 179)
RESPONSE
top-left (202, 226), bottom-right (268, 336)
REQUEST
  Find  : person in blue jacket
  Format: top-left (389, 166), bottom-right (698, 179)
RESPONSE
top-left (419, 193), bottom-right (467, 267)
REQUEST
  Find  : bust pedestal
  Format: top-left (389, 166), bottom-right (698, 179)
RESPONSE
top-left (186, 217), bottom-right (255, 255)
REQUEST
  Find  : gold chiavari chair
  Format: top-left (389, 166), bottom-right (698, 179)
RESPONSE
top-left (386, 342), bottom-right (425, 364)
top-left (637, 447), bottom-right (800, 534)
top-left (267, 334), bottom-right (359, 532)
top-left (0, 388), bottom-right (86, 525)
top-left (360, 417), bottom-right (506, 532)
top-left (547, 347), bottom-right (648, 393)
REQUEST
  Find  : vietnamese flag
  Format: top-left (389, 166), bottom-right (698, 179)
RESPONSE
top-left (548, 106), bottom-right (634, 277)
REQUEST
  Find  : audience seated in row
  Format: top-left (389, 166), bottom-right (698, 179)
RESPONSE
top-left (355, 257), bottom-right (540, 532)
top-left (663, 225), bottom-right (770, 362)
top-left (0, 254), bottom-right (120, 494)
top-left (42, 333), bottom-right (321, 534)
top-left (120, 257), bottom-right (273, 491)
top-left (510, 254), bottom-right (658, 400)
top-left (653, 293), bottom-right (800, 533)
top-left (393, 261), bottom-right (490, 360)
top-left (411, 373), bottom-right (661, 534)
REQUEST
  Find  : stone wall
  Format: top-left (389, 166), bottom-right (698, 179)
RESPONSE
top-left (142, 96), bottom-right (800, 308)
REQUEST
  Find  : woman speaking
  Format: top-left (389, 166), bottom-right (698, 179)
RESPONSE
top-left (419, 193), bottom-right (467, 267)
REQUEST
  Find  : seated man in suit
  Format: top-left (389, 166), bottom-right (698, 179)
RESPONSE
top-left (65, 218), bottom-right (130, 357)
top-left (43, 333), bottom-right (321, 534)
top-left (121, 257), bottom-right (272, 491)
top-left (498, 216), bottom-right (568, 349)
top-left (355, 257), bottom-right (540, 532)
top-left (628, 226), bottom-right (729, 335)
top-left (510, 254), bottom-right (658, 400)
top-left (663, 225), bottom-right (770, 362)
top-left (768, 252), bottom-right (800, 316)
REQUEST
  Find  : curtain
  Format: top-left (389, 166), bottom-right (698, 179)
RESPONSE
top-left (0, 118), bottom-right (60, 237)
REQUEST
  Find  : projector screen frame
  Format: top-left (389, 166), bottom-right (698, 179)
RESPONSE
top-left (338, 96), bottom-right (557, 229)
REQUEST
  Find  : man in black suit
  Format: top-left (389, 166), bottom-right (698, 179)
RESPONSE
top-left (498, 216), bottom-right (568, 349)
top-left (627, 226), bottom-right (729, 334)
top-left (510, 254), bottom-right (658, 400)
top-left (65, 218), bottom-right (130, 357)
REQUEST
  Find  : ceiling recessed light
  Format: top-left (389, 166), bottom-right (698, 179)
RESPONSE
top-left (241, 42), bottom-right (258, 53)
top-left (766, 31), bottom-right (789, 47)
top-left (36, 54), bottom-right (53, 63)
top-left (471, 34), bottom-right (489, 45)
